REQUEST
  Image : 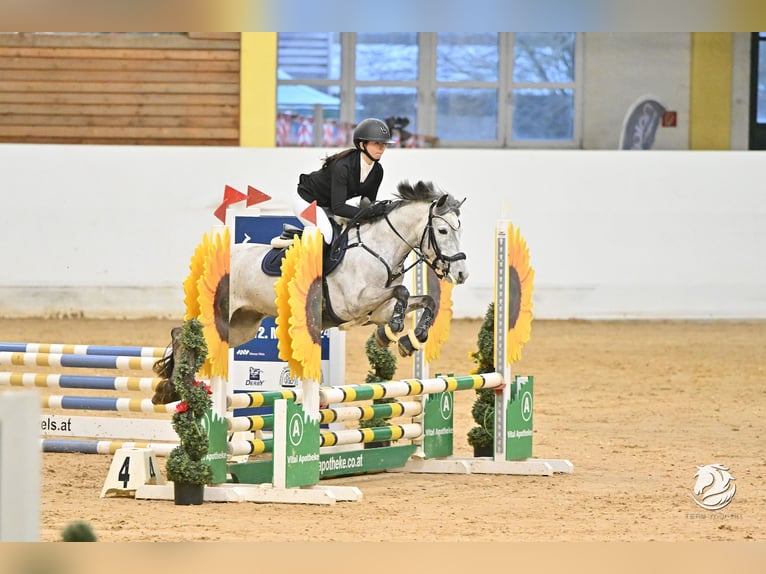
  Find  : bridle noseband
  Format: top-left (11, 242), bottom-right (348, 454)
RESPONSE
top-left (420, 201), bottom-right (466, 282)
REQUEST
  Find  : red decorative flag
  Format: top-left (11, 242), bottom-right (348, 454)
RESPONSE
top-left (222, 185), bottom-right (247, 205)
top-left (300, 201), bottom-right (318, 225)
top-left (246, 186), bottom-right (272, 207)
top-left (213, 202), bottom-right (228, 223)
top-left (213, 184), bottom-right (248, 222)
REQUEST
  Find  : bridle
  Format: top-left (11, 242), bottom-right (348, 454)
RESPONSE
top-left (420, 200), bottom-right (467, 281)
top-left (346, 198), bottom-right (466, 286)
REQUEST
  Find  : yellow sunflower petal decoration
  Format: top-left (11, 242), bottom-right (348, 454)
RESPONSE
top-left (424, 265), bottom-right (454, 362)
top-left (182, 231), bottom-right (214, 377)
top-left (183, 232), bottom-right (211, 321)
top-left (197, 226), bottom-right (231, 379)
top-left (505, 222), bottom-right (534, 363)
top-left (275, 236), bottom-right (304, 376)
top-left (287, 228), bottom-right (323, 381)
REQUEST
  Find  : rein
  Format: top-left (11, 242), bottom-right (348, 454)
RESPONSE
top-left (343, 199), bottom-right (466, 286)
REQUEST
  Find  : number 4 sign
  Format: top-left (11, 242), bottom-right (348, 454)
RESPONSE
top-left (100, 448), bottom-right (165, 498)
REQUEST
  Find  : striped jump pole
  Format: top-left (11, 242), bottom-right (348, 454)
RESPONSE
top-left (228, 389), bottom-right (301, 409)
top-left (318, 372), bottom-right (503, 405)
top-left (0, 372), bottom-right (161, 392)
top-left (0, 352), bottom-right (158, 371)
top-left (318, 400), bottom-right (422, 425)
top-left (227, 438), bottom-right (274, 457)
top-left (227, 400), bottom-right (423, 432)
top-left (41, 439), bottom-right (176, 456)
top-left (0, 342), bottom-right (167, 358)
top-left (227, 423), bottom-right (423, 456)
top-left (41, 394), bottom-right (178, 413)
top-left (320, 423), bottom-right (422, 447)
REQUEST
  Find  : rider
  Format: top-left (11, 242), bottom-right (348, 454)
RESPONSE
top-left (290, 117), bottom-right (395, 245)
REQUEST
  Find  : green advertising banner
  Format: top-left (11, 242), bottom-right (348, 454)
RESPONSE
top-left (284, 400), bottom-right (320, 488)
top-left (422, 391), bottom-right (454, 459)
top-left (203, 409), bottom-right (229, 484)
top-left (506, 375), bottom-right (533, 460)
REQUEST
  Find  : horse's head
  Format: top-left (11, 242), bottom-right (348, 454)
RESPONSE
top-left (427, 192), bottom-right (469, 284)
top-left (392, 181), bottom-right (469, 285)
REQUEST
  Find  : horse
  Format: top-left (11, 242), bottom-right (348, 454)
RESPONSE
top-left (151, 180), bottom-right (468, 404)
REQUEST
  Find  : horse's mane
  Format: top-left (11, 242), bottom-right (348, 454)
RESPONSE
top-left (392, 180), bottom-right (463, 216)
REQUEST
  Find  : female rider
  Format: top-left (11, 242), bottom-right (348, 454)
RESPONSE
top-left (291, 117), bottom-right (395, 244)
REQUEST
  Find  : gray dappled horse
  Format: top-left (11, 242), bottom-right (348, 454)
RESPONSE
top-left (152, 180), bottom-right (468, 404)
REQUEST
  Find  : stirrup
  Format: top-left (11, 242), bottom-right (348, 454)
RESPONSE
top-left (270, 224), bottom-right (302, 248)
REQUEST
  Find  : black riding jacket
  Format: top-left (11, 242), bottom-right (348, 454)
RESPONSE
top-left (297, 151), bottom-right (383, 219)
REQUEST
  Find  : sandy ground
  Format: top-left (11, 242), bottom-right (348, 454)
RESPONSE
top-left (0, 317), bottom-right (764, 543)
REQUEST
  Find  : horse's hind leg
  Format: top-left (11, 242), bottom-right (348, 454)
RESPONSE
top-left (396, 294), bottom-right (436, 357)
top-left (373, 285), bottom-right (410, 348)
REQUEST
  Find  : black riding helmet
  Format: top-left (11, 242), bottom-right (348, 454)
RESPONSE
top-left (353, 118), bottom-right (395, 161)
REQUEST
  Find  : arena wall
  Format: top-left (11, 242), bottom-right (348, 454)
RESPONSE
top-left (1, 144), bottom-right (763, 319)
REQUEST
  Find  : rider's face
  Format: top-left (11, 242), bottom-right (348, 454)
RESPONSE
top-left (363, 141), bottom-right (388, 161)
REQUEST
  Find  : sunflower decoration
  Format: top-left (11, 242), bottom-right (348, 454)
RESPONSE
top-left (287, 228), bottom-right (323, 382)
top-left (197, 226), bottom-right (231, 379)
top-left (183, 232), bottom-right (211, 321)
top-left (424, 265), bottom-right (454, 362)
top-left (505, 222), bottom-right (535, 363)
top-left (275, 236), bottom-right (304, 376)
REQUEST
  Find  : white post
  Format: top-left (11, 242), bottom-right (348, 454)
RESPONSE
top-left (412, 260), bottom-right (428, 381)
top-left (0, 391), bottom-right (40, 541)
top-left (494, 221), bottom-right (510, 461)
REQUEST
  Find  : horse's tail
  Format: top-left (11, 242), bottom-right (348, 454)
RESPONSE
top-left (150, 327), bottom-right (183, 405)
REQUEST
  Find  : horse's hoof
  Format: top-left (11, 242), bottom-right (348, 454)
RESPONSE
top-left (397, 331), bottom-right (424, 357)
top-left (397, 338), bottom-right (414, 357)
top-left (398, 331), bottom-right (423, 357)
top-left (374, 325), bottom-right (392, 347)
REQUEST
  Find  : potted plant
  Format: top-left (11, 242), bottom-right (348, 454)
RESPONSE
top-left (360, 333), bottom-right (397, 448)
top-left (468, 302), bottom-right (496, 457)
top-left (164, 318), bottom-right (213, 505)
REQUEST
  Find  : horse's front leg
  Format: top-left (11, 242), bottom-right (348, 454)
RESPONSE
top-left (396, 294), bottom-right (436, 357)
top-left (369, 285), bottom-right (410, 348)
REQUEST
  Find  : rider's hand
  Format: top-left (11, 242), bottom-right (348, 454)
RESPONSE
top-left (362, 201), bottom-right (388, 219)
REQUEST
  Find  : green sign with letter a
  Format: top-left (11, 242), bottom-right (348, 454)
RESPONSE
top-left (506, 375), bottom-right (533, 460)
top-left (422, 391), bottom-right (454, 459)
top-left (284, 399), bottom-right (320, 488)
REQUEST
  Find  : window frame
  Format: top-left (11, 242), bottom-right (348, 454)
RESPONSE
top-left (277, 32), bottom-right (583, 149)
top-left (749, 32), bottom-right (766, 149)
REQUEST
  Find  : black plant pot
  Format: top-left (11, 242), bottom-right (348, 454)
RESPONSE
top-left (473, 444), bottom-right (493, 458)
top-left (173, 482), bottom-right (205, 505)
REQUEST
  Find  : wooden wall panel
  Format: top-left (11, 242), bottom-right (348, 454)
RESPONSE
top-left (0, 33), bottom-right (241, 146)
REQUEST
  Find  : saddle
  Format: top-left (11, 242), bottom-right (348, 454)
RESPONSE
top-left (261, 219), bottom-right (347, 277)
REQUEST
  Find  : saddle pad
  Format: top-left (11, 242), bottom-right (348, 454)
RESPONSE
top-left (260, 232), bottom-right (349, 277)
